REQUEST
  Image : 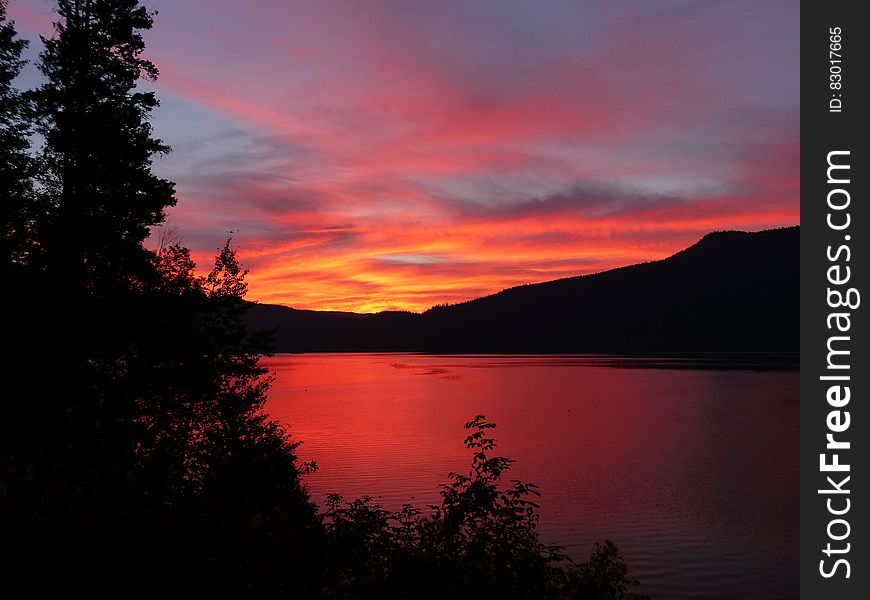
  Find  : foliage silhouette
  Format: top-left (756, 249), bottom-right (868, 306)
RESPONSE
top-left (32, 0), bottom-right (175, 281)
top-left (1, 2), bottom-right (316, 593)
top-left (0, 0), bottom-right (32, 269)
top-left (321, 416), bottom-right (649, 599)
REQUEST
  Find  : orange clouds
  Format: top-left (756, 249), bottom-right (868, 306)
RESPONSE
top-left (184, 188), bottom-right (799, 313)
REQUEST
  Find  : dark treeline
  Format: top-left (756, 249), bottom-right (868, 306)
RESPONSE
top-left (248, 226), bottom-right (799, 356)
top-left (1, 2), bottom-right (645, 597)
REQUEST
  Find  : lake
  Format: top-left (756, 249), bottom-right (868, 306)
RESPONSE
top-left (263, 353), bottom-right (798, 600)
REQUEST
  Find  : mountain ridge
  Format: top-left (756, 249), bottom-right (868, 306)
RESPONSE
top-left (246, 226), bottom-right (799, 355)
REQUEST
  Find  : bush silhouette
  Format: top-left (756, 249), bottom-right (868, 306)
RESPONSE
top-left (321, 416), bottom-right (649, 599)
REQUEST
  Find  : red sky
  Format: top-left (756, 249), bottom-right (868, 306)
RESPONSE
top-left (10, 0), bottom-right (799, 313)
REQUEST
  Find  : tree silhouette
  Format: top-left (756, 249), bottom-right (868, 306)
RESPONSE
top-left (2, 4), bottom-right (317, 590)
top-left (10, 0), bottom-right (177, 522)
top-left (0, 1), bottom-right (32, 270)
top-left (31, 0), bottom-right (175, 288)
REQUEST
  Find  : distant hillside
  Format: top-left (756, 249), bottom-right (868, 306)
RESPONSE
top-left (246, 226), bottom-right (799, 354)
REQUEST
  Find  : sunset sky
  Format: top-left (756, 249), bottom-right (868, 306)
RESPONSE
top-left (9, 0), bottom-right (799, 313)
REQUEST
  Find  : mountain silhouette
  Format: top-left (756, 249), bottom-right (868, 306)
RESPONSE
top-left (246, 226), bottom-right (798, 355)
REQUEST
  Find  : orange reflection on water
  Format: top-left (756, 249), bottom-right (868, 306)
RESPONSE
top-left (264, 354), bottom-right (798, 600)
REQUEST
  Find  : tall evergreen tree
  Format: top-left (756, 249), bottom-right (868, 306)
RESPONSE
top-left (32, 0), bottom-right (175, 291)
top-left (0, 0), bottom-right (32, 269)
top-left (0, 0), bottom-right (46, 524)
top-left (5, 1), bottom-right (169, 501)
top-left (11, 7), bottom-right (317, 592)
top-left (21, 1), bottom-right (179, 498)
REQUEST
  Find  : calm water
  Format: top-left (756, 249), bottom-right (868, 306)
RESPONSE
top-left (264, 353), bottom-right (798, 600)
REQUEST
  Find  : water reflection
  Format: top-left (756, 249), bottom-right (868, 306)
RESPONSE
top-left (264, 354), bottom-right (798, 600)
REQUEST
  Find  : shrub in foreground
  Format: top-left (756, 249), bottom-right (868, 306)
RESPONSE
top-left (321, 416), bottom-right (649, 599)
